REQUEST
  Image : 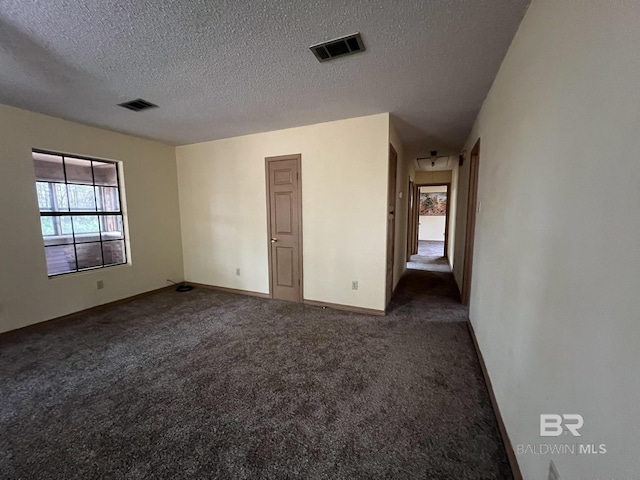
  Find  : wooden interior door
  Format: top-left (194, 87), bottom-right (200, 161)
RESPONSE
top-left (386, 145), bottom-right (398, 306)
top-left (266, 154), bottom-right (303, 303)
top-left (461, 139), bottom-right (480, 305)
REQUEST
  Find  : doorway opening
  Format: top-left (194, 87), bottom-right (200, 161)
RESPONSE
top-left (407, 183), bottom-right (450, 273)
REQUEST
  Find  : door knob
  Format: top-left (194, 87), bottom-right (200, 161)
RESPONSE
top-left (270, 238), bottom-right (278, 243)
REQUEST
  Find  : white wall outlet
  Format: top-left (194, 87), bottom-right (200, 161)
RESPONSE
top-left (236, 268), bottom-right (240, 276)
top-left (97, 280), bottom-right (104, 290)
top-left (548, 460), bottom-right (560, 480)
top-left (352, 281), bottom-right (358, 290)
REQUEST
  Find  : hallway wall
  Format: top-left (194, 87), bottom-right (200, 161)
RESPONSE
top-left (389, 119), bottom-right (410, 290)
top-left (457, 2), bottom-right (640, 479)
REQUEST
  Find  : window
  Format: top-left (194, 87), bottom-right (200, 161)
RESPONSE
top-left (32, 150), bottom-right (127, 276)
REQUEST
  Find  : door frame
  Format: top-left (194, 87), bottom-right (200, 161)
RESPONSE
top-left (461, 139), bottom-right (480, 306)
top-left (412, 183), bottom-right (451, 258)
top-left (406, 178), bottom-right (415, 261)
top-left (265, 154), bottom-right (304, 303)
top-left (386, 144), bottom-right (398, 307)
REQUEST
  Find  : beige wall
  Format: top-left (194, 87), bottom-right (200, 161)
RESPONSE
top-left (389, 118), bottom-right (410, 289)
top-left (177, 114), bottom-right (389, 311)
top-left (456, 2), bottom-right (640, 478)
top-left (415, 170), bottom-right (452, 185)
top-left (0, 104), bottom-right (184, 334)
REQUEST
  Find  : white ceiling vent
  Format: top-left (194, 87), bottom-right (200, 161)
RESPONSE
top-left (309, 33), bottom-right (366, 62)
top-left (118, 99), bottom-right (158, 112)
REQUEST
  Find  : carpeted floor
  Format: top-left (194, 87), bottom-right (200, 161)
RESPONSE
top-left (0, 270), bottom-right (512, 479)
top-left (407, 240), bottom-right (450, 273)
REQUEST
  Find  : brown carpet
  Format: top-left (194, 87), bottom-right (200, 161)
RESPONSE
top-left (0, 270), bottom-right (511, 479)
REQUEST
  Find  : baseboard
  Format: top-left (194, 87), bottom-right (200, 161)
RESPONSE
top-left (467, 321), bottom-right (523, 480)
top-left (303, 299), bottom-right (385, 316)
top-left (186, 282), bottom-right (271, 299)
top-left (188, 283), bottom-right (383, 316)
top-left (0, 284), bottom-right (177, 338)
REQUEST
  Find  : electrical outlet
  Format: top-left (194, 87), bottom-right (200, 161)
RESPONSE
top-left (352, 281), bottom-right (358, 290)
top-left (97, 280), bottom-right (104, 290)
top-left (236, 268), bottom-right (240, 276)
top-left (548, 460), bottom-right (560, 480)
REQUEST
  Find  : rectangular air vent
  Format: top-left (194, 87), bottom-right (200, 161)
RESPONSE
top-left (310, 33), bottom-right (366, 63)
top-left (118, 98), bottom-right (158, 112)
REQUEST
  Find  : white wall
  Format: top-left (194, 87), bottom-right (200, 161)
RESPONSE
top-left (418, 216), bottom-right (446, 242)
top-left (0, 104), bottom-right (184, 334)
top-left (457, 2), bottom-right (640, 478)
top-left (177, 114), bottom-right (389, 312)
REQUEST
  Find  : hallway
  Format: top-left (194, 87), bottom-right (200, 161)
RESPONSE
top-left (389, 267), bottom-right (465, 319)
top-left (407, 240), bottom-right (450, 273)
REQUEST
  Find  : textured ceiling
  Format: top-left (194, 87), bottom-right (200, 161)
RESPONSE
top-left (0, 0), bottom-right (529, 154)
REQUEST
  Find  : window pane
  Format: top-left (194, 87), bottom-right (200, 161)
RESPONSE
top-left (96, 186), bottom-right (120, 212)
top-left (72, 216), bottom-right (100, 242)
top-left (68, 184), bottom-right (96, 211)
top-left (60, 216), bottom-right (73, 236)
top-left (93, 162), bottom-right (118, 186)
top-left (38, 183), bottom-right (69, 212)
top-left (45, 245), bottom-right (77, 276)
top-left (41, 217), bottom-right (74, 245)
top-left (36, 182), bottom-right (52, 211)
top-left (40, 217), bottom-right (55, 236)
top-left (33, 152), bottom-right (65, 182)
top-left (52, 183), bottom-right (69, 211)
top-left (76, 242), bottom-right (103, 270)
top-left (100, 215), bottom-right (124, 241)
top-left (102, 240), bottom-right (126, 265)
top-left (64, 157), bottom-right (93, 184)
